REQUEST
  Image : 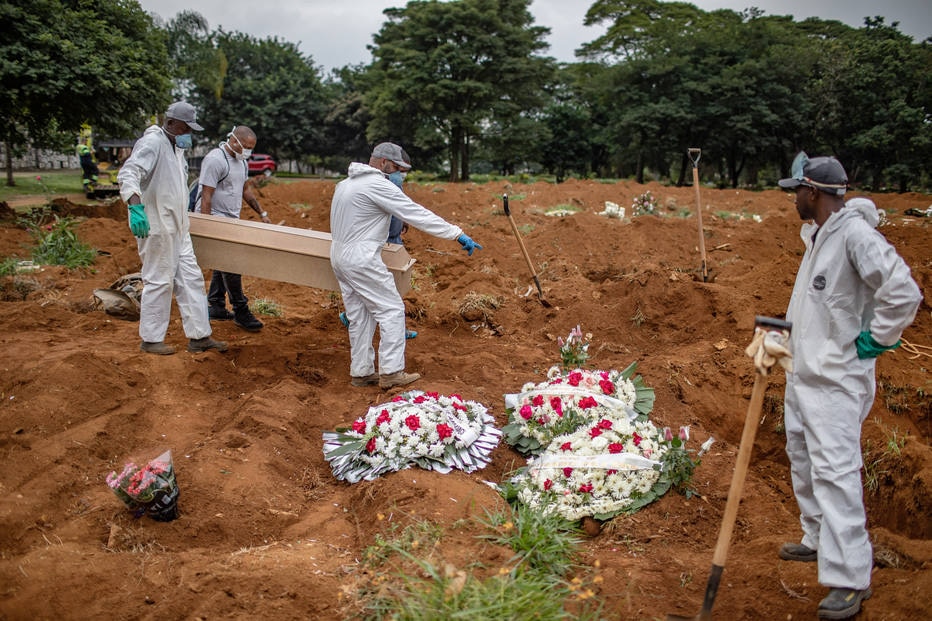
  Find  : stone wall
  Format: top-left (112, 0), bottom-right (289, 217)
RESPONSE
top-left (0, 146), bottom-right (79, 170)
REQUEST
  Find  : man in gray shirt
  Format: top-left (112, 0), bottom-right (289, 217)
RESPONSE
top-left (196, 125), bottom-right (270, 331)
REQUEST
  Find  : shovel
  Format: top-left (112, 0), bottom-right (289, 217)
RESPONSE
top-left (667, 315), bottom-right (792, 621)
top-left (503, 194), bottom-right (551, 307)
top-left (689, 148), bottom-right (709, 282)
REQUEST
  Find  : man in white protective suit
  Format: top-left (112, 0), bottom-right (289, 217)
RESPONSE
top-left (330, 142), bottom-right (482, 390)
top-left (778, 152), bottom-right (922, 620)
top-left (117, 101), bottom-right (227, 356)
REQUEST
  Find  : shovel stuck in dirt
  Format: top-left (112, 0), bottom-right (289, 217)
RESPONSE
top-left (667, 315), bottom-right (792, 621)
top-left (689, 148), bottom-right (710, 282)
top-left (503, 194), bottom-right (551, 307)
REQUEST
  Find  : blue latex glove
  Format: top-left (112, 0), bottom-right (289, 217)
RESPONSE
top-left (855, 330), bottom-right (900, 359)
top-left (457, 233), bottom-right (482, 256)
top-left (128, 203), bottom-right (149, 238)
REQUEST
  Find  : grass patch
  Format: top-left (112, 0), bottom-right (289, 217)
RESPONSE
top-left (354, 508), bottom-right (600, 621)
top-left (0, 169), bottom-right (84, 203)
top-left (478, 505), bottom-right (582, 577)
top-left (251, 298), bottom-right (283, 317)
top-left (18, 207), bottom-right (96, 269)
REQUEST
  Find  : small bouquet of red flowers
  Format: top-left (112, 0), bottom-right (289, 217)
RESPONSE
top-left (105, 450), bottom-right (179, 522)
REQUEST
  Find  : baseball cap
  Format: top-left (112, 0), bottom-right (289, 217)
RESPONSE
top-left (778, 151), bottom-right (847, 195)
top-left (165, 101), bottom-right (204, 132)
top-left (371, 142), bottom-right (411, 170)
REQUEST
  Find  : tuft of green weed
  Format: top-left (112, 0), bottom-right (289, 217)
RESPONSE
top-left (360, 558), bottom-right (586, 621)
top-left (19, 208), bottom-right (96, 268)
top-left (356, 509), bottom-right (600, 621)
top-left (251, 298), bottom-right (283, 317)
top-left (362, 520), bottom-right (444, 569)
top-left (0, 257), bottom-right (20, 277)
top-left (478, 505), bottom-right (582, 577)
top-left (862, 439), bottom-right (888, 493)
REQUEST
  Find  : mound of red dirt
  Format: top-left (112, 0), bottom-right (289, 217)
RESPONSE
top-left (0, 179), bottom-right (929, 619)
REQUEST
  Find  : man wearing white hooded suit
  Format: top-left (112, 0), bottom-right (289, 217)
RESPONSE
top-left (118, 101), bottom-right (227, 356)
top-left (777, 152), bottom-right (921, 620)
top-left (330, 142), bottom-right (482, 390)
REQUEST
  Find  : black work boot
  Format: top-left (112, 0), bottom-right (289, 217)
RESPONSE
top-left (233, 307), bottom-right (263, 332)
top-left (779, 542), bottom-right (817, 562)
top-left (208, 305), bottom-right (235, 321)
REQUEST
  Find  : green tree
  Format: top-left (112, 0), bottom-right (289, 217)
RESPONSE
top-left (366, 0), bottom-right (555, 181)
top-left (161, 10), bottom-right (227, 101)
top-left (809, 18), bottom-right (932, 191)
top-left (579, 2), bottom-right (825, 187)
top-left (319, 65), bottom-right (374, 173)
top-left (0, 0), bottom-right (170, 185)
top-left (187, 31), bottom-right (329, 170)
top-left (538, 66), bottom-right (607, 180)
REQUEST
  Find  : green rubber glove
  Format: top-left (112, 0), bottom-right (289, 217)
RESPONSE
top-left (128, 203), bottom-right (149, 238)
top-left (855, 331), bottom-right (900, 359)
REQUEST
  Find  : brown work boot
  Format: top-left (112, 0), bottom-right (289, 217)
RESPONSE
top-left (779, 542), bottom-right (817, 562)
top-left (140, 341), bottom-right (175, 355)
top-left (379, 371), bottom-right (420, 390)
top-left (817, 587), bottom-right (872, 619)
top-left (187, 336), bottom-right (228, 353)
top-left (351, 373), bottom-right (379, 387)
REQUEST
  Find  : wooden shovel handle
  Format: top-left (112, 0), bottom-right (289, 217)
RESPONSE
top-left (692, 165), bottom-right (709, 281)
top-left (504, 195), bottom-right (539, 280)
top-left (711, 370), bottom-right (767, 567)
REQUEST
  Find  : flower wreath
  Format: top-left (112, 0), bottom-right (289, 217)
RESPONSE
top-left (503, 414), bottom-right (690, 521)
top-left (323, 390), bottom-right (501, 483)
top-left (502, 362), bottom-right (655, 456)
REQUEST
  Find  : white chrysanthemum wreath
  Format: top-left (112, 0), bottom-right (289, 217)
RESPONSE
top-left (323, 390), bottom-right (501, 483)
top-left (499, 327), bottom-right (703, 521)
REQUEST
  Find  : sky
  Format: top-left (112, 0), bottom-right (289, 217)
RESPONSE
top-left (137, 0), bottom-right (932, 73)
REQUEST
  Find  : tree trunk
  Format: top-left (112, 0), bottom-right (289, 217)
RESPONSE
top-left (676, 151), bottom-right (689, 187)
top-left (635, 151), bottom-right (644, 185)
top-left (460, 133), bottom-right (470, 182)
top-left (5, 141), bottom-right (15, 187)
top-left (449, 126), bottom-right (462, 182)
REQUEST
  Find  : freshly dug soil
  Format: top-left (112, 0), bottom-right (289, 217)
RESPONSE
top-left (0, 178), bottom-right (929, 620)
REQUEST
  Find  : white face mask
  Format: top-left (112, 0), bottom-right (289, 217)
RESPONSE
top-left (228, 132), bottom-right (253, 161)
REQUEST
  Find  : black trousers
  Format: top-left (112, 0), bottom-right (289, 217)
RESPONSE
top-left (207, 270), bottom-right (248, 311)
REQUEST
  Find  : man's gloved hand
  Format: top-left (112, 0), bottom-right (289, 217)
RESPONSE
top-left (855, 330), bottom-right (900, 359)
top-left (128, 204), bottom-right (149, 238)
top-left (457, 233), bottom-right (482, 256)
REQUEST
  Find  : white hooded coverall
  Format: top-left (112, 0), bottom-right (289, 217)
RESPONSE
top-left (330, 163), bottom-right (463, 377)
top-left (784, 197), bottom-right (921, 590)
top-left (117, 126), bottom-right (211, 343)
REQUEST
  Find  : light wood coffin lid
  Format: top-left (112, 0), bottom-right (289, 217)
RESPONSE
top-left (188, 213), bottom-right (416, 295)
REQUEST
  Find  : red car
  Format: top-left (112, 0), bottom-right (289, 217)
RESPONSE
top-left (247, 153), bottom-right (277, 177)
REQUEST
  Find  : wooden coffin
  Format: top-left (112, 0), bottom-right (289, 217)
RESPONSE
top-left (188, 213), bottom-right (416, 295)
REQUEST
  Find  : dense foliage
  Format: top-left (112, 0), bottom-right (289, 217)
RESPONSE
top-left (0, 0), bottom-right (169, 185)
top-left (3, 0), bottom-right (929, 189)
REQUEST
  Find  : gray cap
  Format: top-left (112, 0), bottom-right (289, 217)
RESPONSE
top-left (372, 142), bottom-right (411, 170)
top-left (778, 152), bottom-right (847, 195)
top-left (165, 101), bottom-right (204, 132)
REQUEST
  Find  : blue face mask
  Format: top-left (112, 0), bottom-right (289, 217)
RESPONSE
top-left (174, 133), bottom-right (193, 150)
top-left (387, 171), bottom-right (405, 189)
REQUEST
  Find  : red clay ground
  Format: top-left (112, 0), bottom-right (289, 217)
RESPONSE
top-left (0, 177), bottom-right (929, 620)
